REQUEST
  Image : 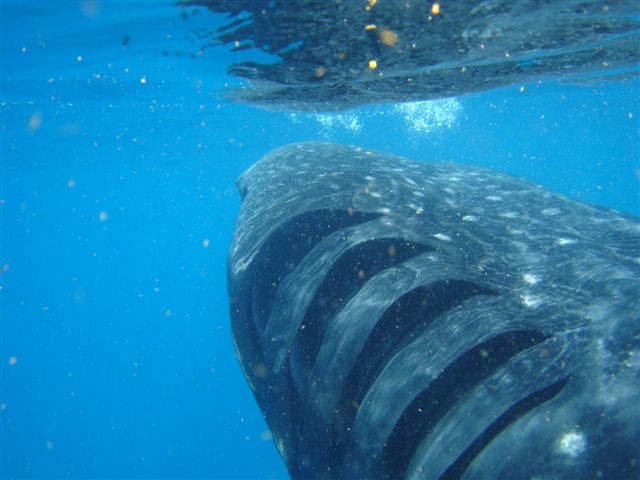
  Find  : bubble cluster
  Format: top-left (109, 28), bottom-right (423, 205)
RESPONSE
top-left (288, 98), bottom-right (462, 139)
top-left (313, 113), bottom-right (363, 136)
top-left (392, 98), bottom-right (462, 134)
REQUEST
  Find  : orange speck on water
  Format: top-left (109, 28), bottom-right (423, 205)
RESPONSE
top-left (379, 29), bottom-right (398, 47)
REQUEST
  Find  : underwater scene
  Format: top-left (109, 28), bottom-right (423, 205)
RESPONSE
top-left (2, 1), bottom-right (639, 479)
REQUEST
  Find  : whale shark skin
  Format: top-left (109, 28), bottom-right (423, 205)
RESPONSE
top-left (227, 142), bottom-right (640, 479)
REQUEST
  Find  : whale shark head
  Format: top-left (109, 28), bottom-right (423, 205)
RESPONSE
top-left (227, 142), bottom-right (640, 479)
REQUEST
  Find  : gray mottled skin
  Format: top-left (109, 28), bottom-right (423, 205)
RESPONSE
top-left (227, 142), bottom-right (639, 479)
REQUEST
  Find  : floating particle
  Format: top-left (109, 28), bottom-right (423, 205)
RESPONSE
top-left (431, 3), bottom-right (441, 15)
top-left (80, 0), bottom-right (102, 17)
top-left (8, 356), bottom-right (17, 366)
top-left (203, 239), bottom-right (210, 248)
top-left (98, 211), bottom-right (108, 221)
top-left (27, 112), bottom-right (42, 133)
top-left (368, 59), bottom-right (378, 69)
top-left (67, 179), bottom-right (76, 188)
top-left (379, 29), bottom-right (398, 46)
top-left (254, 362), bottom-right (268, 378)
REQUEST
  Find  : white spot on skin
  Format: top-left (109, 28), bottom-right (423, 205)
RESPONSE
top-left (556, 431), bottom-right (587, 458)
top-left (485, 195), bottom-right (502, 201)
top-left (555, 238), bottom-right (576, 246)
top-left (462, 215), bottom-right (478, 222)
top-left (520, 293), bottom-right (542, 307)
top-left (542, 207), bottom-right (561, 216)
top-left (275, 434), bottom-right (288, 461)
top-left (522, 273), bottom-right (539, 285)
top-left (434, 233), bottom-right (452, 242)
top-left (368, 191), bottom-right (382, 198)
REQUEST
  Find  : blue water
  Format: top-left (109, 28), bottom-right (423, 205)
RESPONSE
top-left (1, 2), bottom-right (638, 479)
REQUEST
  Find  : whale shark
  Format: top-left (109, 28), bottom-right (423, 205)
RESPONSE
top-left (227, 142), bottom-right (639, 479)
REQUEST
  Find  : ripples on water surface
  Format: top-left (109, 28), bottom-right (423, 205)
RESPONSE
top-left (183, 0), bottom-right (640, 111)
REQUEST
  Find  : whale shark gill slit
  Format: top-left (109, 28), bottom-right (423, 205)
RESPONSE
top-left (248, 209), bottom-right (380, 333)
top-left (382, 329), bottom-right (552, 478)
top-left (440, 377), bottom-right (569, 480)
top-left (338, 280), bottom-right (499, 432)
top-left (291, 238), bottom-right (433, 394)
